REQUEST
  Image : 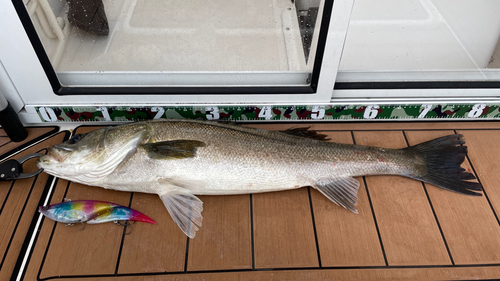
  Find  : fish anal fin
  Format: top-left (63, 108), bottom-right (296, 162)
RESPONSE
top-left (141, 140), bottom-right (206, 160)
top-left (313, 177), bottom-right (360, 214)
top-left (158, 185), bottom-right (203, 238)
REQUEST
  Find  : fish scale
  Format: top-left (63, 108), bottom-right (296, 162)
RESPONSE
top-left (37, 120), bottom-right (482, 238)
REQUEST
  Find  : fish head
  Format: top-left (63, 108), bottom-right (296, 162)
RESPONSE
top-left (37, 123), bottom-right (151, 182)
top-left (37, 127), bottom-right (108, 179)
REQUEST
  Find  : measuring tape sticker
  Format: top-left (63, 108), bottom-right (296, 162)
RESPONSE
top-left (35, 103), bottom-right (500, 122)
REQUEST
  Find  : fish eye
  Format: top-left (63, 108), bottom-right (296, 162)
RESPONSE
top-left (69, 134), bottom-right (86, 144)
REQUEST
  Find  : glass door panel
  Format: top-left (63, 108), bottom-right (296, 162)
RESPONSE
top-left (337, 0), bottom-right (500, 86)
top-left (22, 0), bottom-right (329, 90)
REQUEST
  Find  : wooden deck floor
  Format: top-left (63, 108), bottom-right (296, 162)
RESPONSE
top-left (3, 122), bottom-right (500, 280)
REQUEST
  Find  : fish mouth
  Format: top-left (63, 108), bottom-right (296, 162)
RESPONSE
top-left (36, 148), bottom-right (67, 168)
top-left (36, 155), bottom-right (54, 169)
top-left (48, 147), bottom-right (68, 162)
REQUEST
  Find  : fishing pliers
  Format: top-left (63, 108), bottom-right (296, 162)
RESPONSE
top-left (0, 153), bottom-right (44, 181)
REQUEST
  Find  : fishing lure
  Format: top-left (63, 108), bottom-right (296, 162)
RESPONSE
top-left (39, 200), bottom-right (156, 232)
top-left (87, 205), bottom-right (156, 234)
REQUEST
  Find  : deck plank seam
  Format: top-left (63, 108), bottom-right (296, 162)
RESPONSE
top-left (11, 175), bottom-right (59, 281)
top-left (35, 262), bottom-right (500, 281)
top-left (454, 129), bottom-right (500, 228)
top-left (306, 186), bottom-right (322, 267)
top-left (0, 127), bottom-right (59, 162)
top-left (249, 194), bottom-right (255, 270)
top-left (11, 132), bottom-right (70, 281)
top-left (114, 192), bottom-right (135, 275)
top-left (0, 139), bottom-right (12, 150)
top-left (0, 180), bottom-right (16, 216)
top-left (316, 128), bottom-right (500, 133)
top-left (402, 130), bottom-right (455, 265)
top-left (351, 131), bottom-right (388, 266)
top-left (183, 235), bottom-right (190, 272)
top-left (37, 180), bottom-right (72, 280)
top-left (0, 170), bottom-right (40, 272)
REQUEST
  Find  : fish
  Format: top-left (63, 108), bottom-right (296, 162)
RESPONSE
top-left (39, 200), bottom-right (156, 227)
top-left (37, 120), bottom-right (482, 238)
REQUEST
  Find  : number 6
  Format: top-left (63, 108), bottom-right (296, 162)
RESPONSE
top-left (363, 105), bottom-right (379, 119)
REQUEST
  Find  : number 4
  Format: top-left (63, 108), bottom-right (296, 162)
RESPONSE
top-left (258, 106), bottom-right (272, 120)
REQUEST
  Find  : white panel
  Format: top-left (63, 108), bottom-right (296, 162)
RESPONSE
top-left (0, 1), bottom-right (55, 110)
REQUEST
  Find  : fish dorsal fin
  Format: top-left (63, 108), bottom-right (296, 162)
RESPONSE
top-left (280, 127), bottom-right (330, 141)
top-left (158, 179), bottom-right (205, 238)
top-left (141, 140), bottom-right (206, 159)
top-left (314, 177), bottom-right (360, 214)
top-left (74, 131), bottom-right (148, 183)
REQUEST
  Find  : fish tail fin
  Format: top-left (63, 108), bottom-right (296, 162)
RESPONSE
top-left (404, 134), bottom-right (482, 196)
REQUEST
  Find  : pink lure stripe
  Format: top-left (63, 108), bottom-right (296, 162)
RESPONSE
top-left (87, 206), bottom-right (157, 224)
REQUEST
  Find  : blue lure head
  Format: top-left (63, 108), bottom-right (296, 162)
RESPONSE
top-left (38, 201), bottom-right (88, 224)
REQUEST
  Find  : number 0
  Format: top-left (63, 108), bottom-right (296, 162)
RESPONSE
top-left (39, 107), bottom-right (58, 122)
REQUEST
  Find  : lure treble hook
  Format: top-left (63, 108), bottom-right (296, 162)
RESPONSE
top-left (114, 220), bottom-right (135, 235)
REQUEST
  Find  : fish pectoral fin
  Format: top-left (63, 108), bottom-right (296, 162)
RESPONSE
top-left (313, 177), bottom-right (360, 214)
top-left (140, 140), bottom-right (206, 160)
top-left (158, 188), bottom-right (203, 239)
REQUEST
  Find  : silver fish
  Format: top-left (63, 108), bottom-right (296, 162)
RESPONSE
top-left (37, 120), bottom-right (482, 238)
